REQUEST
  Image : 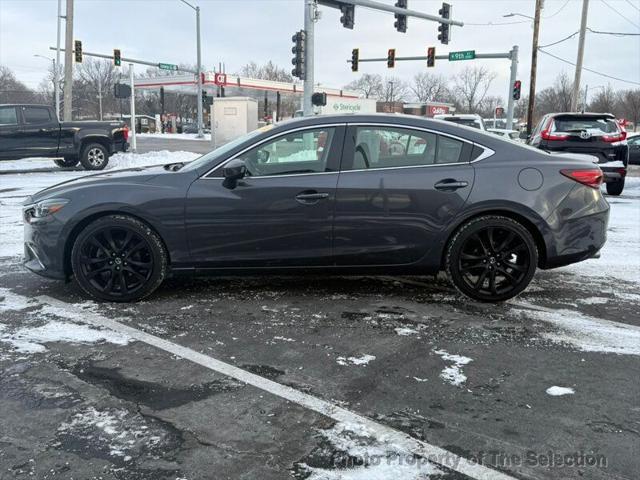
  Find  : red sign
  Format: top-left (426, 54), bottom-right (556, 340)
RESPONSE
top-left (428, 105), bottom-right (449, 116)
top-left (214, 73), bottom-right (227, 86)
top-left (495, 107), bottom-right (504, 116)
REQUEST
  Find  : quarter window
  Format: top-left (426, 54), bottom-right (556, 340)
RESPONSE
top-left (23, 107), bottom-right (51, 124)
top-left (236, 127), bottom-right (336, 177)
top-left (0, 107), bottom-right (18, 126)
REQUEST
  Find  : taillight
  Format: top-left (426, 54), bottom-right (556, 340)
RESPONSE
top-left (560, 168), bottom-right (603, 189)
top-left (123, 125), bottom-right (129, 142)
top-left (541, 130), bottom-right (569, 141)
top-left (602, 131), bottom-right (626, 143)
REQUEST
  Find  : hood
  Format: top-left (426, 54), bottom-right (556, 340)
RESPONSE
top-left (27, 164), bottom-right (175, 204)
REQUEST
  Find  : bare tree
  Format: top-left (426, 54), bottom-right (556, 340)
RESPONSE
top-left (239, 61), bottom-right (293, 82)
top-left (588, 85), bottom-right (617, 113)
top-left (617, 89), bottom-right (640, 131)
top-left (454, 66), bottom-right (497, 113)
top-left (478, 95), bottom-right (506, 119)
top-left (410, 72), bottom-right (448, 103)
top-left (536, 72), bottom-right (573, 115)
top-left (381, 76), bottom-right (409, 103)
top-left (344, 73), bottom-right (383, 99)
top-left (0, 65), bottom-right (39, 103)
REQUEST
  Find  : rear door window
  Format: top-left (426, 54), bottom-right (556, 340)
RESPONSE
top-left (436, 135), bottom-right (464, 164)
top-left (0, 107), bottom-right (18, 126)
top-left (23, 107), bottom-right (52, 124)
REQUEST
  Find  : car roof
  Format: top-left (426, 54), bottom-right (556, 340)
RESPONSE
top-left (548, 112), bottom-right (616, 119)
top-left (0, 104), bottom-right (49, 107)
top-left (433, 114), bottom-right (482, 120)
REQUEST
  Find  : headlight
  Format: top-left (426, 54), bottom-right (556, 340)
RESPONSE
top-left (32, 198), bottom-right (69, 218)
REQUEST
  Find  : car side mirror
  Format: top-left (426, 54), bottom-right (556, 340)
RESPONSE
top-left (222, 159), bottom-right (247, 189)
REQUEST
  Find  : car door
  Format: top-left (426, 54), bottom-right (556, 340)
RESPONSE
top-left (0, 106), bottom-right (23, 159)
top-left (19, 106), bottom-right (60, 156)
top-left (332, 124), bottom-right (475, 266)
top-left (184, 125), bottom-right (345, 268)
top-left (627, 135), bottom-right (640, 163)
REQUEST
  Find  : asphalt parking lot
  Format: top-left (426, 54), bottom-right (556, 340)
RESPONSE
top-left (0, 159), bottom-right (639, 480)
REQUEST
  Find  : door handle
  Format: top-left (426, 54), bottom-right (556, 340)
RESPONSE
top-left (295, 191), bottom-right (329, 204)
top-left (434, 179), bottom-right (469, 191)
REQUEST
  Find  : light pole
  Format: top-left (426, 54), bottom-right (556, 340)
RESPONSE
top-left (55, 0), bottom-right (62, 119)
top-left (34, 55), bottom-right (56, 110)
top-left (505, 2), bottom-right (542, 136)
top-left (179, 0), bottom-right (204, 138)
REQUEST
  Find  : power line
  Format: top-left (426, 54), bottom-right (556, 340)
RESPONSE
top-left (600, 0), bottom-right (640, 29)
top-left (588, 27), bottom-right (640, 36)
top-left (465, 0), bottom-right (571, 26)
top-left (539, 31), bottom-right (579, 48)
top-left (543, 0), bottom-right (572, 18)
top-left (538, 48), bottom-right (640, 86)
top-left (624, 0), bottom-right (640, 13)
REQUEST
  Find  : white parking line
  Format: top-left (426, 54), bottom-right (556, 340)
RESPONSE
top-left (37, 294), bottom-right (516, 480)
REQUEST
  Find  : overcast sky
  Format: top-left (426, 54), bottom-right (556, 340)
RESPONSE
top-left (1, 0), bottom-right (639, 102)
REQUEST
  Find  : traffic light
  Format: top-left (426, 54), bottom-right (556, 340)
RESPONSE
top-left (311, 92), bottom-right (327, 107)
top-left (114, 49), bottom-right (121, 67)
top-left (351, 48), bottom-right (359, 72)
top-left (387, 48), bottom-right (396, 68)
top-left (74, 40), bottom-right (82, 63)
top-left (202, 90), bottom-right (207, 104)
top-left (427, 46), bottom-right (436, 68)
top-left (340, 4), bottom-right (355, 29)
top-left (394, 0), bottom-right (407, 33)
top-left (513, 80), bottom-right (522, 100)
top-left (291, 30), bottom-right (306, 80)
top-left (437, 3), bottom-right (450, 45)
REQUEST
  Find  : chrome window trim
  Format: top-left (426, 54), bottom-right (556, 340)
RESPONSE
top-left (202, 123), bottom-right (346, 179)
top-left (201, 120), bottom-right (496, 180)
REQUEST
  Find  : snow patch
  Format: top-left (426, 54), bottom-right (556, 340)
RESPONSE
top-left (298, 422), bottom-right (441, 479)
top-left (546, 386), bottom-right (575, 396)
top-left (337, 354), bottom-right (376, 366)
top-left (394, 327), bottom-right (418, 336)
top-left (434, 350), bottom-right (472, 386)
top-left (0, 287), bottom-right (37, 311)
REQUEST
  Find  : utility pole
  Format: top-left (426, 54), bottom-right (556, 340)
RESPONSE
top-left (506, 45), bottom-right (518, 130)
top-left (97, 81), bottom-right (103, 120)
top-left (129, 64), bottom-right (136, 152)
top-left (195, 5), bottom-right (203, 138)
top-left (526, 0), bottom-right (542, 136)
top-left (55, 0), bottom-right (62, 119)
top-left (571, 0), bottom-right (589, 112)
top-left (303, 0), bottom-right (316, 116)
top-left (62, 0), bottom-right (74, 121)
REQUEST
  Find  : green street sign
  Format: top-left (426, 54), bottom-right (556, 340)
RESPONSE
top-left (158, 63), bottom-right (178, 71)
top-left (448, 50), bottom-right (476, 61)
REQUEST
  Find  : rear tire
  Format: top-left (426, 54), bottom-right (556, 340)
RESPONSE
top-left (71, 215), bottom-right (167, 302)
top-left (446, 215), bottom-right (538, 302)
top-left (80, 143), bottom-right (109, 170)
top-left (605, 178), bottom-right (624, 196)
top-left (54, 157), bottom-right (79, 168)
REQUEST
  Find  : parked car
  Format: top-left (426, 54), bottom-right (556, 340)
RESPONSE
top-left (627, 133), bottom-right (640, 165)
top-left (488, 128), bottom-right (521, 141)
top-left (527, 112), bottom-right (628, 195)
top-left (434, 113), bottom-right (486, 130)
top-left (23, 114), bottom-right (608, 303)
top-left (0, 104), bottom-right (129, 170)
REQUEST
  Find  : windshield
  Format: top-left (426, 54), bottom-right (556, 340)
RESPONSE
top-left (181, 127), bottom-right (268, 172)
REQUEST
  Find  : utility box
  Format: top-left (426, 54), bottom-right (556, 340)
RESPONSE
top-left (211, 97), bottom-right (258, 147)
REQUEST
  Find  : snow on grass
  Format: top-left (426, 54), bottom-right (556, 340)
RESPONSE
top-left (434, 350), bottom-right (472, 386)
top-left (298, 422), bottom-right (441, 480)
top-left (519, 307), bottom-right (640, 356)
top-left (394, 327), bottom-right (418, 336)
top-left (337, 354), bottom-right (376, 366)
top-left (138, 132), bottom-right (211, 141)
top-left (546, 386), bottom-right (575, 396)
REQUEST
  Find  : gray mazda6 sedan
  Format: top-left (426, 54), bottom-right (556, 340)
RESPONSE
top-left (23, 114), bottom-right (609, 302)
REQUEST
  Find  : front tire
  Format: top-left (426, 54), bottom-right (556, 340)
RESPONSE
top-left (71, 215), bottom-right (167, 302)
top-left (605, 178), bottom-right (624, 196)
top-left (80, 143), bottom-right (109, 170)
top-left (446, 216), bottom-right (538, 302)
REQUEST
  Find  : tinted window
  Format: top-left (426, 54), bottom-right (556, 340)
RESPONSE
top-left (23, 107), bottom-right (51, 124)
top-left (437, 135), bottom-right (464, 164)
top-left (0, 107), bottom-right (18, 126)
top-left (553, 117), bottom-right (618, 134)
top-left (348, 127), bottom-right (436, 170)
top-left (237, 127), bottom-right (335, 177)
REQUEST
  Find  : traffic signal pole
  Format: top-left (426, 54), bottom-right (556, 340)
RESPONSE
top-left (303, 0), bottom-right (316, 116)
top-left (351, 46), bottom-right (519, 129)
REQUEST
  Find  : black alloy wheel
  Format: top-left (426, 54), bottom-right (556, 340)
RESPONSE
top-left (72, 215), bottom-right (167, 302)
top-left (447, 216), bottom-right (538, 302)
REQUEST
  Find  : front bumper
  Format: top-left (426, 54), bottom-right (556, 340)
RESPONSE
top-left (23, 212), bottom-right (67, 280)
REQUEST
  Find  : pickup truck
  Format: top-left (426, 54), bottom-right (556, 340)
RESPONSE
top-left (0, 104), bottom-right (129, 170)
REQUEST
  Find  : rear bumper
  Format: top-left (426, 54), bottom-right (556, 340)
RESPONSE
top-left (542, 185), bottom-right (610, 269)
top-left (600, 164), bottom-right (627, 183)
